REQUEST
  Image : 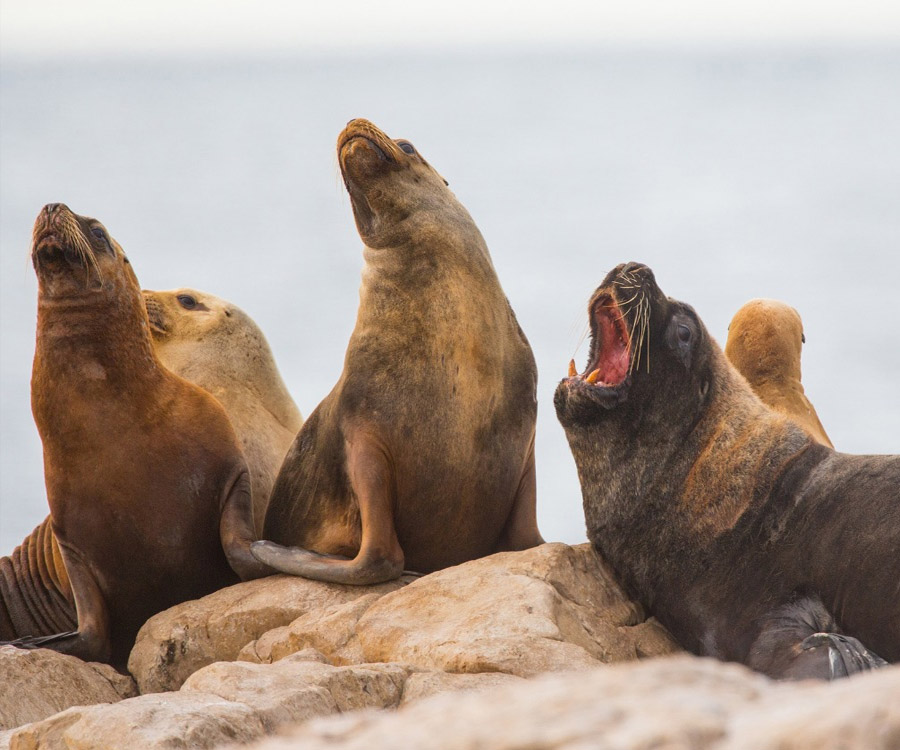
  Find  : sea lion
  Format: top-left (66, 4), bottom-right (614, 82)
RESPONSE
top-left (725, 298), bottom-right (832, 447)
top-left (251, 118), bottom-right (543, 584)
top-left (0, 204), bottom-right (266, 668)
top-left (143, 288), bottom-right (303, 533)
top-left (554, 262), bottom-right (899, 680)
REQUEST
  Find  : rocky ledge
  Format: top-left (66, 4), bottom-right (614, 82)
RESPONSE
top-left (1, 543), bottom-right (895, 750)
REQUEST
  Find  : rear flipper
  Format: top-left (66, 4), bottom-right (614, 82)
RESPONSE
top-left (748, 595), bottom-right (887, 680)
top-left (250, 541), bottom-right (404, 585)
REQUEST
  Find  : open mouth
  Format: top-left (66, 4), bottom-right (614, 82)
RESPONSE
top-left (564, 293), bottom-right (632, 398)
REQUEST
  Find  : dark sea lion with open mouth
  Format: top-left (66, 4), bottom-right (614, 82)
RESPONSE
top-left (251, 118), bottom-right (543, 584)
top-left (554, 262), bottom-right (899, 680)
top-left (0, 204), bottom-right (266, 668)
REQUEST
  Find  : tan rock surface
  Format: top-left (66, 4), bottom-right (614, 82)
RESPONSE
top-left (243, 656), bottom-right (900, 750)
top-left (0, 645), bottom-right (136, 731)
top-left (356, 543), bottom-right (680, 676)
top-left (239, 594), bottom-right (385, 666)
top-left (128, 574), bottom-right (407, 693)
top-left (6, 692), bottom-right (265, 750)
top-left (399, 670), bottom-right (524, 705)
top-left (182, 651), bottom-right (407, 731)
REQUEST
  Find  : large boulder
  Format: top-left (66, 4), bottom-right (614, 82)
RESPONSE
top-left (181, 650), bottom-right (407, 731)
top-left (240, 657), bottom-right (900, 750)
top-left (354, 543), bottom-right (679, 676)
top-left (4, 692), bottom-right (265, 750)
top-left (128, 574), bottom-right (408, 693)
top-left (0, 645), bottom-right (136, 731)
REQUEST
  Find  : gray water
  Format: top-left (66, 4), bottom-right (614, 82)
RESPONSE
top-left (2, 50), bottom-right (899, 555)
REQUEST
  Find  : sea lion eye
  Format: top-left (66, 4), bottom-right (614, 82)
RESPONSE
top-left (677, 324), bottom-right (692, 343)
top-left (91, 227), bottom-right (106, 239)
top-left (398, 141), bottom-right (416, 155)
top-left (177, 294), bottom-right (197, 310)
top-left (801, 333), bottom-right (806, 344)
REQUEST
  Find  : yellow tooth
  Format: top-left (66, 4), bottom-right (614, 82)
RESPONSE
top-left (585, 369), bottom-right (601, 384)
top-left (568, 359), bottom-right (577, 378)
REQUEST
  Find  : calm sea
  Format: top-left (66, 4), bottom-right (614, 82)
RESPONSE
top-left (2, 49), bottom-right (899, 554)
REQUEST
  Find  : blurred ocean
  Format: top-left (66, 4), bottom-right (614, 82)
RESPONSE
top-left (2, 49), bottom-right (899, 554)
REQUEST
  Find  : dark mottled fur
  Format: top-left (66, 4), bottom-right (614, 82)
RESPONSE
top-left (555, 262), bottom-right (900, 679)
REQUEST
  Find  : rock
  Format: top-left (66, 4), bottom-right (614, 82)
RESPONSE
top-left (0, 645), bottom-right (136, 731)
top-left (355, 543), bottom-right (680, 676)
top-left (5, 692), bottom-right (265, 750)
top-left (181, 651), bottom-right (406, 732)
top-left (239, 594), bottom-right (385, 666)
top-left (241, 656), bottom-right (900, 750)
top-left (128, 574), bottom-right (407, 693)
top-left (400, 670), bottom-right (524, 705)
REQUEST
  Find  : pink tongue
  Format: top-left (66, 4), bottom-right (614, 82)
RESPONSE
top-left (595, 309), bottom-right (629, 384)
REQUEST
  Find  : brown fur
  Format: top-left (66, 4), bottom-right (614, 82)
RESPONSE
top-left (0, 204), bottom-right (265, 668)
top-left (252, 119), bottom-right (543, 584)
top-left (725, 299), bottom-right (832, 447)
top-left (555, 263), bottom-right (899, 680)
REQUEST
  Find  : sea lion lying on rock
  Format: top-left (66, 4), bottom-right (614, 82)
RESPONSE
top-left (144, 288), bottom-right (303, 533)
top-left (725, 298), bottom-right (832, 447)
top-left (554, 261), bottom-right (899, 680)
top-left (0, 204), bottom-right (266, 668)
top-left (252, 118), bottom-right (543, 584)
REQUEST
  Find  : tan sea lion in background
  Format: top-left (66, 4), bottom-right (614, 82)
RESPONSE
top-left (555, 262), bottom-right (899, 680)
top-left (251, 118), bottom-right (543, 584)
top-left (0, 204), bottom-right (266, 668)
top-left (725, 298), bottom-right (832, 447)
top-left (143, 288), bottom-right (303, 533)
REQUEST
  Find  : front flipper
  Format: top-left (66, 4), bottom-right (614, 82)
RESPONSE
top-left (220, 468), bottom-right (274, 581)
top-left (748, 595), bottom-right (888, 680)
top-left (251, 432), bottom-right (404, 585)
top-left (34, 539), bottom-right (111, 663)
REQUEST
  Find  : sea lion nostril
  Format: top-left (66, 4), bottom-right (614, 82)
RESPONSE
top-left (45, 203), bottom-right (61, 215)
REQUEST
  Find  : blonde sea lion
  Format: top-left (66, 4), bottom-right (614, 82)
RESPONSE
top-left (0, 204), bottom-right (266, 668)
top-left (555, 262), bottom-right (899, 680)
top-left (725, 299), bottom-right (832, 447)
top-left (143, 288), bottom-right (303, 533)
top-left (251, 118), bottom-right (543, 584)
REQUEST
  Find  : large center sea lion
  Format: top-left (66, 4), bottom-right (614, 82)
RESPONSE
top-left (251, 118), bottom-right (543, 584)
top-left (725, 298), bottom-right (832, 447)
top-left (554, 262), bottom-right (899, 680)
top-left (0, 204), bottom-right (265, 668)
top-left (143, 288), bottom-right (303, 533)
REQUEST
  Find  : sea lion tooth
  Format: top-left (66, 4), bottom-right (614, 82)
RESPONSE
top-left (568, 359), bottom-right (577, 378)
top-left (253, 118), bottom-right (543, 585)
top-left (554, 261), bottom-right (899, 681)
top-left (585, 369), bottom-right (601, 384)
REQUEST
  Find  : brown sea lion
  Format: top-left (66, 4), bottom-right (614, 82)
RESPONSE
top-left (554, 262), bottom-right (899, 680)
top-left (725, 298), bottom-right (833, 447)
top-left (0, 204), bottom-right (265, 668)
top-left (143, 288), bottom-right (303, 533)
top-left (251, 118), bottom-right (543, 584)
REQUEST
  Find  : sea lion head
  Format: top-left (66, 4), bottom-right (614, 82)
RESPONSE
top-left (554, 262), bottom-right (714, 439)
top-left (30, 203), bottom-right (135, 301)
top-left (337, 118), bottom-right (453, 246)
top-left (725, 299), bottom-right (804, 384)
top-left (142, 288), bottom-right (242, 342)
